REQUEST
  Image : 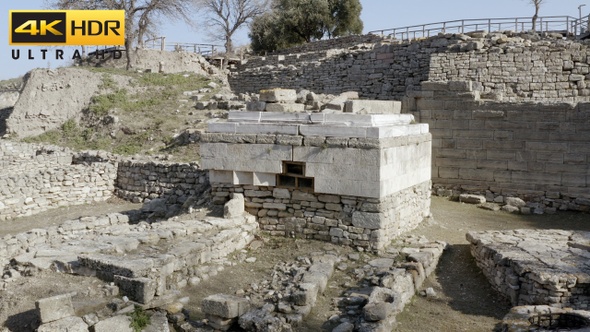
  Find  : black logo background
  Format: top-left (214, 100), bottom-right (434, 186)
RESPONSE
top-left (11, 12), bottom-right (66, 44)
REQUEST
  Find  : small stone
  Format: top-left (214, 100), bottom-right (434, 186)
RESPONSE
top-left (479, 202), bottom-right (500, 211)
top-left (245, 257), bottom-right (257, 263)
top-left (501, 205), bottom-right (520, 214)
top-left (348, 253), bottom-right (360, 261)
top-left (459, 194), bottom-right (486, 204)
top-left (425, 287), bottom-right (437, 298)
top-left (505, 197), bottom-right (526, 207)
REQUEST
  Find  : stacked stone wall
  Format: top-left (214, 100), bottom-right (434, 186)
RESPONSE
top-left (270, 34), bottom-right (384, 55)
top-left (230, 38), bottom-right (434, 99)
top-left (115, 160), bottom-right (209, 204)
top-left (0, 142), bottom-right (116, 221)
top-left (412, 81), bottom-right (590, 212)
top-left (468, 230), bottom-right (590, 309)
top-left (231, 33), bottom-right (590, 104)
top-left (211, 181), bottom-right (430, 251)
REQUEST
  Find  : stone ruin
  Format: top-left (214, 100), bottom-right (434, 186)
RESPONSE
top-left (200, 88), bottom-right (432, 251)
top-left (468, 229), bottom-right (590, 309)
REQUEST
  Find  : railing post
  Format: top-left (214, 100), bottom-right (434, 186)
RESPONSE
top-left (442, 22), bottom-right (446, 33)
top-left (161, 37), bottom-right (165, 51)
top-left (488, 19), bottom-right (491, 32)
top-left (515, 18), bottom-right (518, 32)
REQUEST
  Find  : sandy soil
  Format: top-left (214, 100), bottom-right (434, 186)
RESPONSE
top-left (1, 196), bottom-right (589, 331)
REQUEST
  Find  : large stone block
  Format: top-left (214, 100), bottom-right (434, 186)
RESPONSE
top-left (209, 170), bottom-right (233, 184)
top-left (265, 103), bottom-right (305, 113)
top-left (37, 316), bottom-right (88, 332)
top-left (259, 89), bottom-right (297, 103)
top-left (224, 193), bottom-right (245, 218)
top-left (202, 294), bottom-right (251, 319)
top-left (352, 212), bottom-right (384, 230)
top-left (36, 293), bottom-right (76, 323)
top-left (234, 123), bottom-right (299, 135)
top-left (114, 275), bottom-right (156, 304)
top-left (93, 315), bottom-right (133, 332)
top-left (344, 100), bottom-right (402, 114)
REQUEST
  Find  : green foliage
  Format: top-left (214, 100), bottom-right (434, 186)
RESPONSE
top-left (249, 0), bottom-right (363, 53)
top-left (128, 305), bottom-right (150, 332)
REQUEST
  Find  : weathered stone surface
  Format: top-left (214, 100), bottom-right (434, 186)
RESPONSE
top-left (259, 89), bottom-right (297, 103)
top-left (143, 311), bottom-right (170, 332)
top-left (36, 293), bottom-right (76, 324)
top-left (363, 302), bottom-right (391, 322)
top-left (202, 294), bottom-right (251, 319)
top-left (505, 197), bottom-right (526, 208)
top-left (37, 316), bottom-right (88, 332)
top-left (459, 194), bottom-right (486, 205)
top-left (352, 212), bottom-right (383, 230)
top-left (114, 276), bottom-right (156, 304)
top-left (467, 230), bottom-right (590, 309)
top-left (224, 193), bottom-right (245, 218)
top-left (93, 315), bottom-right (134, 332)
top-left (265, 103), bottom-right (305, 113)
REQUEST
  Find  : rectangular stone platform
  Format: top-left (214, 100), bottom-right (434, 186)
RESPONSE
top-left (201, 111), bottom-right (432, 251)
top-left (468, 230), bottom-right (590, 309)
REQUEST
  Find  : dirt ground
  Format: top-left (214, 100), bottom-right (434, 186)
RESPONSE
top-left (1, 196), bottom-right (589, 331)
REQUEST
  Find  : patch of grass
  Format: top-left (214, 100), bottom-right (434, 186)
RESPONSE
top-left (128, 305), bottom-right (150, 332)
top-left (98, 73), bottom-right (117, 90)
top-left (29, 69), bottom-right (218, 157)
top-left (23, 119), bottom-right (112, 152)
top-left (89, 89), bottom-right (128, 117)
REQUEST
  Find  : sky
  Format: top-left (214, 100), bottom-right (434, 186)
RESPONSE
top-left (0, 0), bottom-right (586, 80)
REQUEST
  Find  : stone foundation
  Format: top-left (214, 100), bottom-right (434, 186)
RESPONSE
top-left (0, 142), bottom-right (116, 221)
top-left (212, 181), bottom-right (430, 250)
top-left (468, 230), bottom-right (590, 309)
top-left (115, 160), bottom-right (209, 204)
top-left (202, 109), bottom-right (432, 251)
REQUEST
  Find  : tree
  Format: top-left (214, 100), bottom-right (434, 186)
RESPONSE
top-left (328, 0), bottom-right (363, 38)
top-left (528, 0), bottom-right (545, 31)
top-left (46, 0), bottom-right (195, 68)
top-left (249, 0), bottom-right (362, 53)
top-left (196, 0), bottom-right (269, 54)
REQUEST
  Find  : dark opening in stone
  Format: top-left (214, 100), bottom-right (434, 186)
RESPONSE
top-left (529, 313), bottom-right (590, 330)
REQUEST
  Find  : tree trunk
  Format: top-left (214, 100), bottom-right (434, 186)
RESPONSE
top-left (225, 35), bottom-right (233, 54)
top-left (125, 38), bottom-right (133, 70)
top-left (532, 5), bottom-right (540, 31)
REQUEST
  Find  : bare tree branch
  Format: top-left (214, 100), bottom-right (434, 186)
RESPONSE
top-left (46, 0), bottom-right (197, 69)
top-left (197, 0), bottom-right (269, 54)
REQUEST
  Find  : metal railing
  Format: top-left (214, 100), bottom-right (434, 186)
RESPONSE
top-left (143, 37), bottom-right (224, 56)
top-left (368, 16), bottom-right (589, 41)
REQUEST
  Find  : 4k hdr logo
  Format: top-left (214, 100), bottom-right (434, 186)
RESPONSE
top-left (9, 10), bottom-right (125, 46)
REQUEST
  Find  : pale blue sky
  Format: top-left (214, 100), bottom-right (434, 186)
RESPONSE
top-left (0, 0), bottom-right (584, 80)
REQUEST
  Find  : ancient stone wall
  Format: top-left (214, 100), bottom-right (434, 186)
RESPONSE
top-left (229, 38), bottom-right (434, 99)
top-left (230, 33), bottom-right (590, 104)
top-left (115, 160), bottom-right (209, 204)
top-left (0, 142), bottom-right (116, 221)
top-left (270, 34), bottom-right (385, 55)
top-left (0, 142), bottom-right (211, 221)
top-left (80, 49), bottom-right (219, 76)
top-left (412, 81), bottom-right (590, 212)
top-left (468, 230), bottom-right (590, 309)
top-left (211, 181), bottom-right (430, 250)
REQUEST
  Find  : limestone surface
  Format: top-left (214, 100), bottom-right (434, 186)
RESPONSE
top-left (468, 229), bottom-right (590, 309)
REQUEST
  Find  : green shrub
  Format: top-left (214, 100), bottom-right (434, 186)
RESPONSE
top-left (128, 305), bottom-right (150, 332)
